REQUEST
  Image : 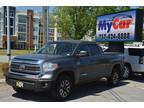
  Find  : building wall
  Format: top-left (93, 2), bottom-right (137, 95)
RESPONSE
top-left (0, 6), bottom-right (59, 49)
top-left (15, 11), bottom-right (27, 49)
top-left (3, 6), bottom-right (16, 36)
top-left (2, 34), bottom-right (17, 49)
top-left (16, 10), bottom-right (40, 49)
top-left (26, 10), bottom-right (33, 49)
top-left (33, 17), bottom-right (40, 49)
top-left (0, 7), bottom-right (3, 48)
top-left (0, 6), bottom-right (17, 49)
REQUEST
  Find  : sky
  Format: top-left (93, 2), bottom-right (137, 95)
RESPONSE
top-left (16, 6), bottom-right (55, 14)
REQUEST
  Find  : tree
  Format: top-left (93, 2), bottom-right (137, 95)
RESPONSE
top-left (54, 6), bottom-right (130, 40)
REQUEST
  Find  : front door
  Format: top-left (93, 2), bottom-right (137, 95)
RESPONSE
top-left (75, 44), bottom-right (94, 82)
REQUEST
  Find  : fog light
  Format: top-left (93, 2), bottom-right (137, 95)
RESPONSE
top-left (45, 82), bottom-right (48, 86)
top-left (42, 82), bottom-right (49, 88)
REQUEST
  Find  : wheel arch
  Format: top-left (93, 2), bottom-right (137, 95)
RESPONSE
top-left (111, 64), bottom-right (122, 78)
top-left (112, 64), bottom-right (121, 71)
top-left (54, 70), bottom-right (76, 85)
top-left (124, 62), bottom-right (132, 71)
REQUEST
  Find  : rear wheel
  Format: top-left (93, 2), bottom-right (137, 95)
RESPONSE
top-left (51, 74), bottom-right (73, 101)
top-left (108, 68), bottom-right (120, 86)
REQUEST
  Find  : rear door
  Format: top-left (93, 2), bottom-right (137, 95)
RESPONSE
top-left (88, 44), bottom-right (106, 78)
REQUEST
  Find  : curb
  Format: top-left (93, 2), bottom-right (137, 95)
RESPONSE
top-left (0, 78), bottom-right (5, 83)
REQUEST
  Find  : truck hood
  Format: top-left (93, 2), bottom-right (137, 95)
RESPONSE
top-left (13, 54), bottom-right (68, 62)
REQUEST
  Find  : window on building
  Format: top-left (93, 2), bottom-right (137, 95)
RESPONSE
top-left (33, 35), bottom-right (38, 40)
top-left (10, 28), bottom-right (13, 35)
top-left (0, 32), bottom-right (2, 36)
top-left (0, 13), bottom-right (2, 20)
top-left (10, 10), bottom-right (14, 17)
top-left (33, 27), bottom-right (38, 31)
top-left (10, 18), bottom-right (14, 26)
top-left (18, 42), bottom-right (25, 49)
top-left (48, 28), bottom-right (54, 35)
top-left (18, 33), bottom-right (26, 41)
top-left (0, 22), bottom-right (2, 30)
top-left (5, 11), bottom-right (7, 16)
top-left (33, 18), bottom-right (39, 23)
top-left (18, 15), bottom-right (26, 23)
top-left (5, 27), bottom-right (7, 34)
top-left (5, 18), bottom-right (7, 26)
top-left (4, 27), bottom-right (14, 35)
top-left (18, 24), bottom-right (26, 32)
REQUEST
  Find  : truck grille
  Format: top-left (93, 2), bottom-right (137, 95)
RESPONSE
top-left (10, 62), bottom-right (41, 75)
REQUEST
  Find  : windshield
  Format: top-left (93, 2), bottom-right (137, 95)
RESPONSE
top-left (37, 42), bottom-right (77, 56)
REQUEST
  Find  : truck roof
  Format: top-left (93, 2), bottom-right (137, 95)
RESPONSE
top-left (125, 46), bottom-right (144, 49)
top-left (49, 40), bottom-right (97, 44)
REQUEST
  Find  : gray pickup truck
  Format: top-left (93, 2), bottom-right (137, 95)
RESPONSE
top-left (6, 40), bottom-right (124, 100)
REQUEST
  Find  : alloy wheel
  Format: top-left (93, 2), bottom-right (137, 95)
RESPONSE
top-left (59, 79), bottom-right (71, 98)
top-left (123, 66), bottom-right (130, 78)
top-left (113, 72), bottom-right (119, 85)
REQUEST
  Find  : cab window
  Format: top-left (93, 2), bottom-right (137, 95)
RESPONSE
top-left (88, 44), bottom-right (102, 56)
top-left (75, 44), bottom-right (90, 56)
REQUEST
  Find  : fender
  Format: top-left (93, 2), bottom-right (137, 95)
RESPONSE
top-left (52, 67), bottom-right (80, 84)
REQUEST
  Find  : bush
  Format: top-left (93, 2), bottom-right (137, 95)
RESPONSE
top-left (0, 63), bottom-right (9, 78)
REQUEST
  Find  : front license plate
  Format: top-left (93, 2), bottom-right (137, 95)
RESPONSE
top-left (16, 81), bottom-right (24, 88)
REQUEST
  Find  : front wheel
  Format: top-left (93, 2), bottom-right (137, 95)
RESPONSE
top-left (51, 75), bottom-right (73, 101)
top-left (108, 68), bottom-right (120, 86)
top-left (13, 87), bottom-right (26, 93)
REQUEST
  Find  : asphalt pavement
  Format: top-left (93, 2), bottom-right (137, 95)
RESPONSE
top-left (0, 76), bottom-right (144, 102)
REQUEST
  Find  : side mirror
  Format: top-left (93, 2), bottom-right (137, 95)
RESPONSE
top-left (76, 50), bottom-right (89, 57)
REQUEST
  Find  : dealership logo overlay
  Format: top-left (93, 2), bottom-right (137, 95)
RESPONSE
top-left (96, 10), bottom-right (137, 42)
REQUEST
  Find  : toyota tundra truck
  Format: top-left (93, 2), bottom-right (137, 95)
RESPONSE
top-left (6, 40), bottom-right (124, 100)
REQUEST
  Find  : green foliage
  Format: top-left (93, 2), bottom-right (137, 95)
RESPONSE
top-left (54, 6), bottom-right (131, 40)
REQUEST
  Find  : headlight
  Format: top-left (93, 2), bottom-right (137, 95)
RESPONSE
top-left (41, 74), bottom-right (52, 79)
top-left (43, 62), bottom-right (58, 72)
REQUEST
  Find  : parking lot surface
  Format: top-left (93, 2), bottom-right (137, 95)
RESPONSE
top-left (0, 76), bottom-right (144, 102)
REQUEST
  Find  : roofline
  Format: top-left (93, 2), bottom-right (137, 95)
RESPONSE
top-left (125, 46), bottom-right (144, 49)
top-left (47, 40), bottom-right (97, 44)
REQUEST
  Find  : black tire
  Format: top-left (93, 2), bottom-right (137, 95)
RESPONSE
top-left (123, 65), bottom-right (131, 79)
top-left (141, 73), bottom-right (144, 78)
top-left (13, 87), bottom-right (26, 93)
top-left (108, 67), bottom-right (120, 86)
top-left (51, 74), bottom-right (73, 101)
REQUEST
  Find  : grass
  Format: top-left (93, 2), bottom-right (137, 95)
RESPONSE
top-left (0, 49), bottom-right (35, 55)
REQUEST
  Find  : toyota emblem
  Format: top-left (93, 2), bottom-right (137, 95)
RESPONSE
top-left (19, 64), bottom-right (25, 71)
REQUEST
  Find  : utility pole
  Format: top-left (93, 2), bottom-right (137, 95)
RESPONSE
top-left (54, 16), bottom-right (57, 41)
top-left (29, 16), bottom-right (31, 53)
top-left (7, 6), bottom-right (11, 62)
top-left (42, 6), bottom-right (49, 45)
